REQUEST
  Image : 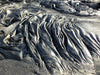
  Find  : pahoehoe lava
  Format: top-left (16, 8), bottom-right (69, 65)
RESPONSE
top-left (0, 0), bottom-right (100, 75)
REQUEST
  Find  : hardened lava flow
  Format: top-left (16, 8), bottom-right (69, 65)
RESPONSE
top-left (0, 0), bottom-right (100, 75)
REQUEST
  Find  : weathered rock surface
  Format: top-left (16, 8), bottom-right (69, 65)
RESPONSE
top-left (0, 0), bottom-right (100, 75)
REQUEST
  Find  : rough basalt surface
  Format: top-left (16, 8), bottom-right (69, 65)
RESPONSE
top-left (0, 0), bottom-right (100, 75)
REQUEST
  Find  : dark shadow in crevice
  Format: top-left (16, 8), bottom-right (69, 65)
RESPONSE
top-left (81, 1), bottom-right (100, 10)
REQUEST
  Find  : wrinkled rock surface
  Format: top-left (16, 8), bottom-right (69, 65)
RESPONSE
top-left (0, 0), bottom-right (100, 75)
